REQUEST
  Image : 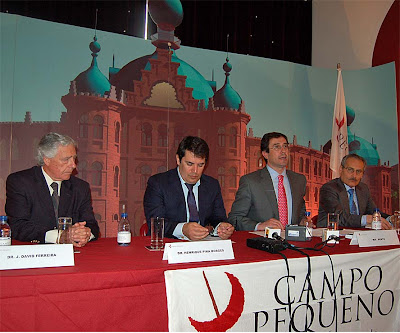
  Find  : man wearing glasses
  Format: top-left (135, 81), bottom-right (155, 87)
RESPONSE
top-left (317, 153), bottom-right (391, 229)
top-left (228, 132), bottom-right (307, 231)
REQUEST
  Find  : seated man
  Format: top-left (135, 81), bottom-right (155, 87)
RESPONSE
top-left (6, 132), bottom-right (100, 246)
top-left (317, 153), bottom-right (391, 229)
top-left (228, 132), bottom-right (307, 231)
top-left (143, 136), bottom-right (234, 241)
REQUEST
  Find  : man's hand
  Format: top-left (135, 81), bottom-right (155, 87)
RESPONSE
top-left (256, 218), bottom-right (284, 231)
top-left (70, 221), bottom-right (92, 247)
top-left (299, 218), bottom-right (316, 228)
top-left (217, 222), bottom-right (234, 240)
top-left (182, 222), bottom-right (209, 241)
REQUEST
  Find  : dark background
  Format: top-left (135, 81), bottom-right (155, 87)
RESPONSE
top-left (1, 0), bottom-right (312, 65)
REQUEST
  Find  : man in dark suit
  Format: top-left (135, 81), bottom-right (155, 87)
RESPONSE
top-left (143, 136), bottom-right (234, 240)
top-left (5, 132), bottom-right (99, 246)
top-left (228, 132), bottom-right (307, 231)
top-left (317, 153), bottom-right (391, 229)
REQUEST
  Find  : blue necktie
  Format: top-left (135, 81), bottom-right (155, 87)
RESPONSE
top-left (185, 183), bottom-right (199, 223)
top-left (348, 188), bottom-right (358, 215)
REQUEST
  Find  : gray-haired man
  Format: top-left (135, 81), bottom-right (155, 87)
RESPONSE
top-left (6, 132), bottom-right (99, 245)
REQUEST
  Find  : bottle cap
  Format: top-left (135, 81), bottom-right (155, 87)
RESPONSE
top-left (121, 213), bottom-right (128, 218)
top-left (305, 212), bottom-right (311, 217)
top-left (0, 215), bottom-right (7, 221)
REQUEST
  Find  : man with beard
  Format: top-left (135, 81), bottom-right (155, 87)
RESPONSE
top-left (317, 153), bottom-right (391, 229)
top-left (228, 132), bottom-right (307, 231)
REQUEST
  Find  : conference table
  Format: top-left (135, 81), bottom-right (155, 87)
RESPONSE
top-left (0, 231), bottom-right (399, 332)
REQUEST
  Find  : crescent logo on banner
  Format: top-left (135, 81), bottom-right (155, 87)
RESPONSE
top-left (188, 271), bottom-right (245, 332)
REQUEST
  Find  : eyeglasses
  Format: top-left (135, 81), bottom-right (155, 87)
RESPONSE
top-left (270, 143), bottom-right (290, 151)
top-left (343, 166), bottom-right (364, 175)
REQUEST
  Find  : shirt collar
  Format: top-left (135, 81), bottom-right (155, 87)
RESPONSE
top-left (266, 165), bottom-right (287, 179)
top-left (343, 183), bottom-right (355, 192)
top-left (176, 167), bottom-right (201, 188)
top-left (41, 167), bottom-right (62, 189)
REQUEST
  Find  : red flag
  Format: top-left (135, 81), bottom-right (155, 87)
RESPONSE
top-left (330, 67), bottom-right (348, 179)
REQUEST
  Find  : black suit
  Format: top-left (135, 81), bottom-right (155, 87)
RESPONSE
top-left (5, 166), bottom-right (99, 243)
top-left (143, 168), bottom-right (227, 238)
top-left (317, 178), bottom-right (379, 228)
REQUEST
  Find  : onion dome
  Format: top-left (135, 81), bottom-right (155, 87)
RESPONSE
top-left (149, 0), bottom-right (183, 32)
top-left (348, 129), bottom-right (380, 166)
top-left (73, 36), bottom-right (111, 95)
top-left (110, 50), bottom-right (214, 108)
top-left (213, 57), bottom-right (242, 110)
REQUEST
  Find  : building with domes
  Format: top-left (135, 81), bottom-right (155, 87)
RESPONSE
top-left (0, 0), bottom-right (395, 236)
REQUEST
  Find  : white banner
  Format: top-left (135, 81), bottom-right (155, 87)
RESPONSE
top-left (165, 248), bottom-right (400, 332)
top-left (330, 68), bottom-right (348, 179)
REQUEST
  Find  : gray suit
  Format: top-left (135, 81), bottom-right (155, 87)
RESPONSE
top-left (317, 178), bottom-right (377, 228)
top-left (228, 167), bottom-right (306, 231)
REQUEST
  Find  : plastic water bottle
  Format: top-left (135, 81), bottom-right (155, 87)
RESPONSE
top-left (0, 215), bottom-right (11, 246)
top-left (117, 205), bottom-right (131, 246)
top-left (371, 208), bottom-right (382, 230)
top-left (304, 211), bottom-right (311, 227)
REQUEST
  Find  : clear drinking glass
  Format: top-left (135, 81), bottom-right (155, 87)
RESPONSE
top-left (327, 213), bottom-right (339, 230)
top-left (57, 217), bottom-right (72, 244)
top-left (150, 217), bottom-right (164, 250)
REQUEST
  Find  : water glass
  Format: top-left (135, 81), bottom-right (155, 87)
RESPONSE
top-left (57, 217), bottom-right (72, 244)
top-left (327, 213), bottom-right (339, 230)
top-left (151, 217), bottom-right (164, 250)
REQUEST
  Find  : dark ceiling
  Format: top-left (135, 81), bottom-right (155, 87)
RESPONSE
top-left (1, 0), bottom-right (312, 65)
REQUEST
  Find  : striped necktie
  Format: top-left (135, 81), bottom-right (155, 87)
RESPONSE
top-left (51, 182), bottom-right (59, 221)
top-left (348, 188), bottom-right (358, 215)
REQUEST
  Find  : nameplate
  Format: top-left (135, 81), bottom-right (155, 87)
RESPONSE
top-left (0, 244), bottom-right (75, 270)
top-left (162, 240), bottom-right (234, 264)
top-left (350, 230), bottom-right (400, 247)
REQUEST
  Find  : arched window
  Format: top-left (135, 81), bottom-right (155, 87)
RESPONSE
top-left (115, 122), bottom-right (120, 143)
top-left (313, 161), bottom-right (318, 176)
top-left (325, 164), bottom-right (329, 178)
top-left (79, 160), bottom-right (88, 181)
top-left (305, 159), bottom-right (310, 174)
top-left (229, 167), bottom-right (237, 188)
top-left (218, 127), bottom-right (225, 147)
top-left (314, 187), bottom-right (319, 202)
top-left (157, 165), bottom-right (167, 173)
top-left (141, 123), bottom-right (152, 146)
top-left (305, 186), bottom-right (310, 201)
top-left (299, 157), bottom-right (304, 173)
top-left (79, 114), bottom-right (89, 138)
top-left (318, 162), bottom-right (322, 176)
top-left (91, 161), bottom-right (103, 186)
top-left (11, 138), bottom-right (18, 160)
top-left (93, 115), bottom-right (104, 139)
top-left (229, 127), bottom-right (237, 148)
top-left (174, 127), bottom-right (184, 147)
top-left (158, 124), bottom-right (168, 147)
top-left (114, 166), bottom-right (119, 187)
top-left (140, 165), bottom-right (152, 190)
top-left (0, 139), bottom-right (7, 161)
top-left (218, 167), bottom-right (225, 188)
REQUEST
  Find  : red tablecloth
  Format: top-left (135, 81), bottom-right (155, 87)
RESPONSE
top-left (1, 231), bottom-right (398, 331)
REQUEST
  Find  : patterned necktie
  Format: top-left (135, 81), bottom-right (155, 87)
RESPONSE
top-left (348, 188), bottom-right (358, 215)
top-left (51, 182), bottom-right (59, 221)
top-left (185, 183), bottom-right (200, 223)
top-left (278, 175), bottom-right (288, 227)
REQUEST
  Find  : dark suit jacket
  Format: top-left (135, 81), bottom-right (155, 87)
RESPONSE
top-left (143, 168), bottom-right (227, 238)
top-left (5, 166), bottom-right (100, 243)
top-left (317, 178), bottom-right (380, 228)
top-left (228, 167), bottom-right (307, 230)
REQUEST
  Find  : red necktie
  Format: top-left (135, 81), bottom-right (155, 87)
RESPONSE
top-left (278, 175), bottom-right (288, 227)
